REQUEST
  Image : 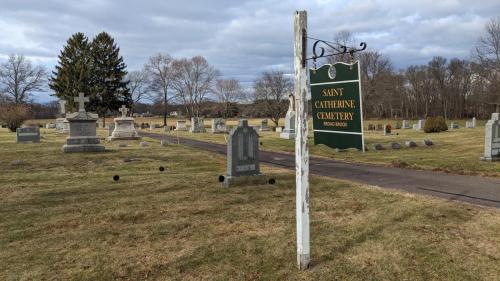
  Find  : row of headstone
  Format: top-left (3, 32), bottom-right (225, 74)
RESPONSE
top-left (371, 139), bottom-right (433, 150)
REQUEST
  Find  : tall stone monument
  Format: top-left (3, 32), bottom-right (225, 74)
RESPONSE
top-left (190, 117), bottom-right (206, 133)
top-left (280, 94), bottom-right (296, 139)
top-left (56, 100), bottom-right (69, 133)
top-left (109, 105), bottom-right (140, 141)
top-left (481, 113), bottom-right (500, 161)
top-left (223, 120), bottom-right (266, 187)
top-left (62, 93), bottom-right (105, 153)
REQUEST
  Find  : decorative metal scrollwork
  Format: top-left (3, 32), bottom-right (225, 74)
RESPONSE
top-left (306, 36), bottom-right (367, 62)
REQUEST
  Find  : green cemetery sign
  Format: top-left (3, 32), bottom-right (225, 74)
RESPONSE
top-left (309, 62), bottom-right (365, 151)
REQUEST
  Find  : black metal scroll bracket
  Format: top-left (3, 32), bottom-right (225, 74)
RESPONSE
top-left (306, 37), bottom-right (367, 63)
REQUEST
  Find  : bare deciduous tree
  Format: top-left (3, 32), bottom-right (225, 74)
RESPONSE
top-left (172, 56), bottom-right (220, 118)
top-left (0, 54), bottom-right (46, 104)
top-left (253, 71), bottom-right (292, 126)
top-left (475, 18), bottom-right (500, 67)
top-left (213, 79), bottom-right (243, 118)
top-left (326, 30), bottom-right (358, 64)
top-left (126, 69), bottom-right (151, 115)
top-left (474, 18), bottom-right (500, 108)
top-left (144, 53), bottom-right (177, 126)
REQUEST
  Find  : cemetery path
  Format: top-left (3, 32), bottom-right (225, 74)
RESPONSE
top-left (141, 132), bottom-right (500, 208)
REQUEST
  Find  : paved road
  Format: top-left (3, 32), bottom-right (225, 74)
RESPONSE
top-left (141, 132), bottom-right (500, 208)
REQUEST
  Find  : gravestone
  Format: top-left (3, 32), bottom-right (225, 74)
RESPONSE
top-left (450, 122), bottom-right (459, 129)
top-left (280, 94), bottom-right (296, 140)
top-left (259, 119), bottom-right (270, 131)
top-left (175, 120), bottom-right (188, 131)
top-left (466, 117), bottom-right (477, 128)
top-left (211, 118), bottom-right (228, 133)
top-left (368, 124), bottom-right (375, 131)
top-left (383, 124), bottom-right (391, 136)
top-left (481, 113), bottom-right (500, 161)
top-left (62, 93), bottom-right (105, 153)
top-left (376, 124), bottom-right (383, 131)
top-left (149, 124), bottom-right (155, 131)
top-left (394, 121), bottom-right (401, 130)
top-left (56, 100), bottom-right (69, 133)
top-left (405, 140), bottom-right (417, 147)
top-left (276, 126), bottom-right (284, 133)
top-left (223, 120), bottom-right (266, 187)
top-left (391, 142), bottom-right (402, 149)
top-left (372, 143), bottom-right (385, 150)
top-left (16, 127), bottom-right (40, 143)
top-left (417, 119), bottom-right (426, 130)
top-left (422, 139), bottom-right (434, 146)
top-left (190, 117), bottom-right (206, 133)
top-left (402, 120), bottom-right (410, 129)
top-left (109, 105), bottom-right (140, 140)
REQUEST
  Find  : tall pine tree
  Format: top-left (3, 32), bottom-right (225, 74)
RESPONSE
top-left (90, 32), bottom-right (131, 126)
top-left (49, 32), bottom-right (131, 125)
top-left (49, 32), bottom-right (92, 112)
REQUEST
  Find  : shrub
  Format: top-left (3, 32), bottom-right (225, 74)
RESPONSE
top-left (0, 104), bottom-right (32, 132)
top-left (424, 116), bottom-right (448, 133)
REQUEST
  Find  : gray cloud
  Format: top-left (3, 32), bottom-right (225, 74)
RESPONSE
top-left (0, 0), bottom-right (498, 102)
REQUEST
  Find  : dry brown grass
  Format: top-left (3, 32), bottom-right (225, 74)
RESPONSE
top-left (1, 128), bottom-right (500, 280)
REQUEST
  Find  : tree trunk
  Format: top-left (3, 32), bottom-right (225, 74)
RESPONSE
top-left (163, 92), bottom-right (168, 127)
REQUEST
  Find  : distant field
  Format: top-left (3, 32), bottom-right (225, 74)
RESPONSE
top-left (1, 128), bottom-right (499, 280)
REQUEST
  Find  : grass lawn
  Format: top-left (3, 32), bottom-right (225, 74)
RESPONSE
top-left (0, 128), bottom-right (500, 280)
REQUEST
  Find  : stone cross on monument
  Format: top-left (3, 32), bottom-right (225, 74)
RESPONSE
top-left (74, 93), bottom-right (89, 112)
top-left (59, 100), bottom-right (67, 114)
top-left (119, 105), bottom-right (129, 118)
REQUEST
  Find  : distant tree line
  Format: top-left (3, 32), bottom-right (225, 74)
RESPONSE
top-left (327, 18), bottom-right (500, 119)
top-left (2, 18), bottom-right (498, 130)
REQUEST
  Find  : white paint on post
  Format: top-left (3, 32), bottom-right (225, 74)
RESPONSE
top-left (294, 10), bottom-right (310, 270)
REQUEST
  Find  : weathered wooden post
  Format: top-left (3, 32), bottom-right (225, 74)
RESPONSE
top-left (294, 10), bottom-right (310, 270)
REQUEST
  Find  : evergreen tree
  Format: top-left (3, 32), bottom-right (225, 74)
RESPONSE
top-left (49, 32), bottom-right (92, 112)
top-left (90, 32), bottom-right (131, 126)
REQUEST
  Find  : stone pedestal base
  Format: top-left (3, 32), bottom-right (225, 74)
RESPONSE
top-left (63, 136), bottom-right (105, 153)
top-left (108, 118), bottom-right (140, 141)
top-left (280, 130), bottom-right (295, 140)
top-left (223, 174), bottom-right (267, 188)
top-left (480, 156), bottom-right (500, 162)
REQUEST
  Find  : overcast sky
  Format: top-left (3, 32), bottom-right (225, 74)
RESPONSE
top-left (1, 0), bottom-right (499, 102)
